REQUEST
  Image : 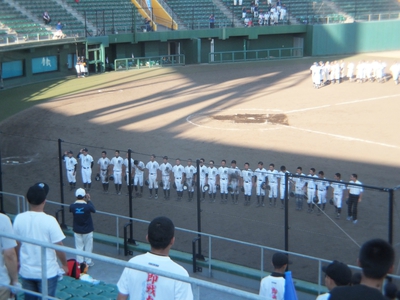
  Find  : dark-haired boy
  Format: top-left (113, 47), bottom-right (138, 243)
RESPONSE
top-left (117, 216), bottom-right (193, 300)
top-left (330, 238), bottom-right (395, 300)
top-left (317, 260), bottom-right (352, 299)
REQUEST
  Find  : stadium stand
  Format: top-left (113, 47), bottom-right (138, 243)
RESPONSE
top-left (330, 0), bottom-right (400, 21)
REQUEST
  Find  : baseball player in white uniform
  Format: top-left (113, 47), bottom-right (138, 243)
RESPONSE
top-left (253, 161), bottom-right (267, 207)
top-left (207, 160), bottom-right (218, 202)
top-left (159, 156), bottom-right (172, 200)
top-left (63, 150), bottom-right (77, 191)
top-left (390, 61), bottom-right (400, 85)
top-left (228, 160), bottom-right (242, 204)
top-left (347, 62), bottom-right (355, 82)
top-left (218, 160), bottom-right (229, 203)
top-left (184, 159), bottom-right (197, 201)
top-left (292, 167), bottom-right (306, 210)
top-left (133, 160), bottom-right (145, 197)
top-left (123, 153), bottom-right (134, 195)
top-left (77, 148), bottom-right (94, 191)
top-left (266, 163), bottom-right (279, 207)
top-left (278, 165), bottom-right (290, 208)
top-left (97, 150), bottom-right (110, 193)
top-left (199, 158), bottom-right (208, 202)
top-left (110, 150), bottom-right (124, 195)
top-left (316, 171), bottom-right (329, 215)
top-left (241, 162), bottom-right (253, 206)
top-left (306, 168), bottom-right (318, 213)
top-left (331, 173), bottom-right (346, 219)
top-left (172, 159), bottom-right (185, 201)
top-left (145, 154), bottom-right (159, 199)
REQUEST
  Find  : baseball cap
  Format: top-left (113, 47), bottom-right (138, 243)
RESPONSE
top-left (75, 188), bottom-right (86, 199)
top-left (147, 216), bottom-right (175, 249)
top-left (322, 260), bottom-right (352, 286)
top-left (272, 252), bottom-right (292, 268)
top-left (27, 182), bottom-right (49, 205)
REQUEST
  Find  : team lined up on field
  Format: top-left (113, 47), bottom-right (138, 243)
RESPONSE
top-left (309, 60), bottom-right (400, 88)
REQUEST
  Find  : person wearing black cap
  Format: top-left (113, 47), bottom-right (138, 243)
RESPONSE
top-left (259, 252), bottom-right (291, 299)
top-left (316, 260), bottom-right (352, 299)
top-left (330, 238), bottom-right (395, 300)
top-left (117, 216), bottom-right (193, 300)
top-left (77, 148), bottom-right (94, 191)
top-left (62, 150), bottom-right (77, 191)
top-left (13, 183), bottom-right (68, 300)
top-left (69, 188), bottom-right (96, 267)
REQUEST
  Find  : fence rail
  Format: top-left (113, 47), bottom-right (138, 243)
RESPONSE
top-left (114, 54), bottom-right (185, 71)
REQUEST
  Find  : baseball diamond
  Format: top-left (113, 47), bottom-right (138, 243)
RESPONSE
top-left (1, 51), bottom-right (400, 285)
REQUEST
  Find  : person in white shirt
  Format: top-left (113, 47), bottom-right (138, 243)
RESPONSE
top-left (62, 150), bottom-right (77, 191)
top-left (159, 156), bottom-right (172, 200)
top-left (218, 160), bottom-right (229, 203)
top-left (347, 174), bottom-right (363, 224)
top-left (172, 159), bottom-right (185, 201)
top-left (145, 154), bottom-right (160, 199)
top-left (97, 151), bottom-right (110, 193)
top-left (207, 160), bottom-right (218, 202)
top-left (331, 173), bottom-right (346, 219)
top-left (316, 260), bottom-right (352, 300)
top-left (228, 160), bottom-right (242, 204)
top-left (133, 160), bottom-right (145, 197)
top-left (199, 158), bottom-right (208, 202)
top-left (292, 167), bottom-right (306, 211)
top-left (316, 171), bottom-right (329, 215)
top-left (13, 183), bottom-right (68, 300)
top-left (254, 162), bottom-right (267, 207)
top-left (278, 165), bottom-right (290, 208)
top-left (241, 162), bottom-right (253, 206)
top-left (117, 216), bottom-right (193, 300)
top-left (259, 252), bottom-right (291, 300)
top-left (184, 159), bottom-right (197, 201)
top-left (110, 150), bottom-right (124, 195)
top-left (306, 168), bottom-right (318, 213)
top-left (266, 163), bottom-right (279, 207)
top-left (77, 148), bottom-right (94, 191)
top-left (123, 153), bottom-right (134, 196)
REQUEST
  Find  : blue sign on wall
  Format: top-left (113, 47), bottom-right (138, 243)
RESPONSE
top-left (2, 60), bottom-right (23, 79)
top-left (32, 56), bottom-right (58, 74)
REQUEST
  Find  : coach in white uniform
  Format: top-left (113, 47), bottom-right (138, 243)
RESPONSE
top-left (159, 156), bottom-right (172, 200)
top-left (77, 148), bottom-right (94, 191)
top-left (97, 150), bottom-right (110, 193)
top-left (145, 154), bottom-right (159, 199)
top-left (184, 159), bottom-right (197, 201)
top-left (218, 160), bottom-right (229, 203)
top-left (110, 150), bottom-right (123, 195)
top-left (63, 150), bottom-right (77, 191)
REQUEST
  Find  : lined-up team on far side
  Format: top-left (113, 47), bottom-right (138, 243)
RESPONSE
top-left (63, 149), bottom-right (364, 223)
top-left (310, 60), bottom-right (400, 89)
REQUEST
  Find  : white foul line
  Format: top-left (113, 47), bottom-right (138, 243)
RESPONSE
top-left (287, 126), bottom-right (400, 149)
top-left (285, 93), bottom-right (400, 114)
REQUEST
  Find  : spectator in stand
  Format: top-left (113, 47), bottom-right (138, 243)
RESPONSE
top-left (242, 7), bottom-right (247, 19)
top-left (316, 260), bottom-right (352, 300)
top-left (330, 238), bottom-right (395, 300)
top-left (209, 14), bottom-right (215, 28)
top-left (42, 11), bottom-right (51, 25)
top-left (145, 18), bottom-right (152, 32)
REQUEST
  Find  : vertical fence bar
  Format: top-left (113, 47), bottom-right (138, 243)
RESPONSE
top-left (208, 236), bottom-right (212, 277)
top-left (41, 246), bottom-right (48, 300)
top-left (260, 247), bottom-right (264, 278)
top-left (317, 259), bottom-right (322, 295)
top-left (116, 216), bottom-right (120, 253)
top-left (57, 139), bottom-right (67, 229)
top-left (388, 189), bottom-right (394, 245)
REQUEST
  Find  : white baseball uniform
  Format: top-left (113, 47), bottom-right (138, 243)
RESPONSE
top-left (172, 164), bottom-right (185, 192)
top-left (331, 180), bottom-right (346, 209)
top-left (159, 162), bottom-right (172, 190)
top-left (199, 165), bottom-right (208, 191)
top-left (229, 167), bottom-right (242, 195)
top-left (316, 177), bottom-right (329, 204)
top-left (64, 155), bottom-right (77, 183)
top-left (123, 158), bottom-right (134, 185)
top-left (78, 153), bottom-right (93, 184)
top-left (254, 168), bottom-right (267, 196)
top-left (266, 169), bottom-right (279, 198)
top-left (278, 170), bottom-right (290, 200)
top-left (218, 166), bottom-right (229, 194)
top-left (306, 174), bottom-right (318, 203)
top-left (146, 160), bottom-right (159, 188)
top-left (207, 167), bottom-right (218, 194)
top-left (110, 156), bottom-right (123, 184)
top-left (97, 157), bottom-right (110, 183)
top-left (241, 169), bottom-right (253, 196)
top-left (184, 165), bottom-right (197, 192)
top-left (134, 161), bottom-right (145, 186)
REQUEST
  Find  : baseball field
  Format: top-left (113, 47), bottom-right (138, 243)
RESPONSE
top-left (1, 51), bottom-right (400, 284)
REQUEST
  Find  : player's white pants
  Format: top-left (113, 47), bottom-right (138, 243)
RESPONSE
top-left (67, 169), bottom-right (76, 183)
top-left (75, 64), bottom-right (80, 74)
top-left (74, 232), bottom-right (93, 264)
top-left (244, 180), bottom-right (252, 196)
top-left (317, 189), bottom-right (326, 204)
top-left (186, 177), bottom-right (194, 192)
top-left (268, 183), bottom-right (278, 198)
top-left (280, 184), bottom-right (286, 200)
top-left (162, 175), bottom-right (170, 190)
top-left (307, 188), bottom-right (315, 203)
top-left (113, 170), bottom-right (122, 184)
top-left (148, 173), bottom-right (158, 188)
top-left (208, 178), bottom-right (217, 194)
top-left (334, 192), bottom-right (343, 208)
top-left (230, 179), bottom-right (239, 194)
top-left (200, 177), bottom-right (206, 191)
top-left (220, 178), bottom-right (228, 194)
top-left (125, 172), bottom-right (133, 186)
top-left (134, 174), bottom-right (144, 186)
top-left (81, 167), bottom-right (92, 184)
top-left (100, 169), bottom-right (108, 184)
top-left (238, 0), bottom-right (242, 4)
top-left (233, 0), bottom-right (237, 5)
top-left (175, 177), bottom-right (183, 192)
top-left (256, 180), bottom-right (265, 196)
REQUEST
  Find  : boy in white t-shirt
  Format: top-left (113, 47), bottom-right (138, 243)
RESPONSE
top-left (117, 216), bottom-right (193, 300)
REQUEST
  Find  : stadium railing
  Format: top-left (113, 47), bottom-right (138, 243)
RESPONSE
top-left (208, 47), bottom-right (303, 63)
top-left (0, 230), bottom-right (264, 300)
top-left (114, 54), bottom-right (185, 71)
